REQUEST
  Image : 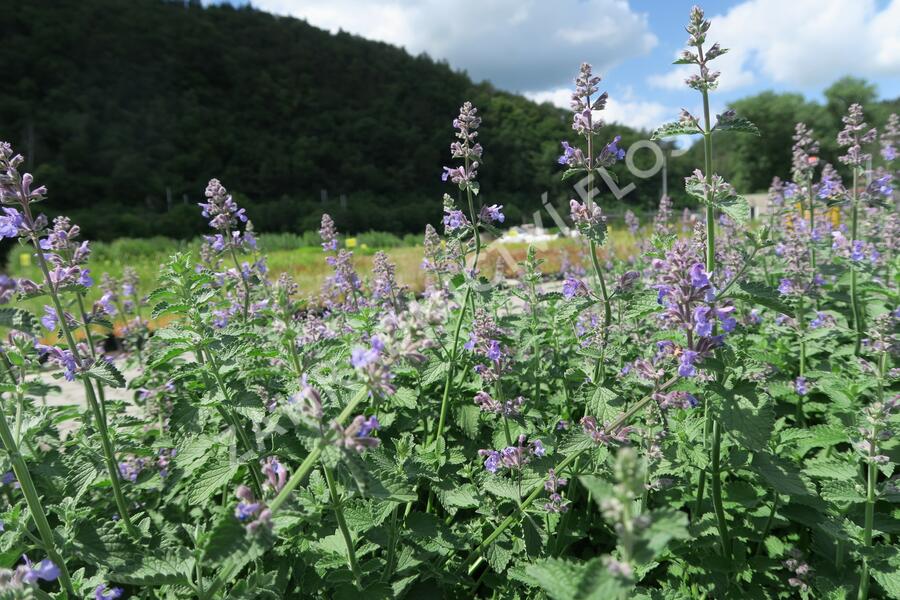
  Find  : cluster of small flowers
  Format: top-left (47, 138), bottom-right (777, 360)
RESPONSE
top-left (653, 390), bottom-right (699, 411)
top-left (783, 549), bottom-right (812, 592)
top-left (333, 414), bottom-right (381, 452)
top-left (34, 343), bottom-right (82, 382)
top-left (119, 454), bottom-right (154, 483)
top-left (261, 456), bottom-right (288, 494)
top-left (543, 469), bottom-right (570, 513)
top-left (376, 300), bottom-right (443, 364)
top-left (562, 276), bottom-right (589, 299)
top-left (569, 198), bottom-right (607, 244)
top-left (319, 213), bottom-right (339, 251)
top-left (350, 336), bottom-right (395, 396)
top-left (421, 223), bottom-right (457, 280)
top-left (775, 215), bottom-right (821, 297)
top-left (441, 102), bottom-right (481, 191)
top-left (624, 210), bottom-right (640, 236)
top-left (580, 416), bottom-right (632, 446)
top-left (855, 395), bottom-right (899, 465)
top-left (0, 556), bottom-right (60, 591)
top-left (680, 6), bottom-right (725, 91)
top-left (199, 179), bottom-right (255, 252)
top-left (478, 435), bottom-right (545, 473)
top-left (864, 311), bottom-right (898, 354)
top-left (234, 484), bottom-right (272, 534)
top-left (371, 251), bottom-right (403, 306)
top-left (464, 308), bottom-right (508, 382)
top-left (473, 390), bottom-right (524, 417)
top-left (791, 122), bottom-right (820, 184)
top-left (652, 239), bottom-right (733, 376)
top-left (653, 194), bottom-right (674, 236)
top-left (837, 104), bottom-right (878, 167)
top-left (831, 231), bottom-right (880, 265)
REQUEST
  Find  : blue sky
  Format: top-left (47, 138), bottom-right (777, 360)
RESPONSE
top-left (215, 0), bottom-right (900, 131)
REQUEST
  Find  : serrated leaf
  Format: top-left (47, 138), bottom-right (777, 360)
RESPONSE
top-left (821, 480), bottom-right (867, 504)
top-left (0, 307), bottom-right (38, 335)
top-left (109, 551), bottom-right (193, 586)
top-left (713, 113), bottom-right (760, 135)
top-left (188, 459), bottom-right (238, 505)
top-left (86, 359), bottom-right (126, 388)
top-left (651, 121), bottom-right (702, 139)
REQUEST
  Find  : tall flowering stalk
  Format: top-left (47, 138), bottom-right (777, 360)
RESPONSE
top-left (837, 104), bottom-right (878, 354)
top-left (432, 102), bottom-right (502, 449)
top-left (558, 63), bottom-right (625, 331)
top-left (651, 5), bottom-right (758, 559)
top-left (0, 142), bottom-right (139, 540)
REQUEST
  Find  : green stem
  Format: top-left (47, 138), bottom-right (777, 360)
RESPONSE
top-left (711, 419), bottom-right (730, 558)
top-left (431, 286), bottom-right (472, 447)
top-left (0, 383), bottom-right (74, 595)
top-left (754, 492), bottom-right (779, 556)
top-left (268, 386), bottom-right (368, 514)
top-left (324, 465), bottom-right (363, 590)
top-left (858, 434), bottom-right (878, 599)
top-left (850, 168), bottom-right (862, 355)
top-left (26, 231), bottom-right (138, 537)
top-left (202, 349), bottom-right (264, 496)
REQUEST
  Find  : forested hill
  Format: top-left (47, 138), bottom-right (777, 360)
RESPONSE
top-left (0, 0), bottom-right (666, 241)
top-left (1, 1), bottom-right (896, 242)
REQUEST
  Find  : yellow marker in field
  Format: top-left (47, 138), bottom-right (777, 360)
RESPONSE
top-left (345, 237), bottom-right (357, 248)
top-left (360, 243), bottom-right (368, 250)
top-left (19, 252), bottom-right (31, 267)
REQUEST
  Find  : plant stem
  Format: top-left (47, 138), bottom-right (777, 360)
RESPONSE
top-left (711, 419), bottom-right (730, 559)
top-left (858, 432), bottom-right (878, 599)
top-left (850, 168), bottom-right (862, 355)
top-left (268, 386), bottom-right (368, 513)
top-left (26, 230), bottom-right (138, 537)
top-left (324, 465), bottom-right (363, 590)
top-left (0, 373), bottom-right (74, 595)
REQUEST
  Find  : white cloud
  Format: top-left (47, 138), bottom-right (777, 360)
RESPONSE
top-left (526, 86), bottom-right (673, 132)
top-left (648, 0), bottom-right (900, 92)
top-left (246, 0), bottom-right (658, 91)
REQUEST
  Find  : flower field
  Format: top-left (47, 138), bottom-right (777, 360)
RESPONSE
top-left (0, 5), bottom-right (898, 599)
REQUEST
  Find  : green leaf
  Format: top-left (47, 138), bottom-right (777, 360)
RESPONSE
top-left (651, 121), bottom-right (702, 139)
top-left (713, 382), bottom-right (774, 449)
top-left (729, 281), bottom-right (793, 315)
top-left (86, 359), bottom-right (126, 388)
top-left (561, 168), bottom-right (587, 182)
top-left (821, 480), bottom-right (867, 505)
top-left (188, 459), bottom-right (238, 505)
top-left (109, 551), bottom-right (193, 586)
top-left (752, 453), bottom-right (815, 498)
top-left (713, 113), bottom-right (760, 135)
top-left (0, 307), bottom-right (39, 335)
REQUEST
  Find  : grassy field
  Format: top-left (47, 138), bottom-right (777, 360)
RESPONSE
top-left (5, 226), bottom-right (647, 320)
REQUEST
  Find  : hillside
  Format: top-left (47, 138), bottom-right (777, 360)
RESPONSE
top-left (0, 0), bottom-right (673, 242)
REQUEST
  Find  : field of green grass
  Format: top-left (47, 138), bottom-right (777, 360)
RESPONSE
top-left (5, 226), bottom-right (648, 321)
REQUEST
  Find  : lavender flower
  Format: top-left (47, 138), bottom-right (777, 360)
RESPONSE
top-left (479, 204), bottom-right (505, 224)
top-left (319, 213), bottom-right (338, 251)
top-left (478, 435), bottom-right (544, 473)
top-left (18, 556), bottom-right (59, 585)
top-left (95, 584), bottom-right (124, 600)
top-left (333, 414), bottom-right (381, 452)
top-left (837, 104), bottom-right (878, 167)
top-left (261, 456), bottom-right (288, 493)
top-left (581, 416), bottom-right (632, 446)
top-left (791, 122), bottom-right (820, 183)
top-left (442, 102), bottom-right (481, 192)
top-left (473, 390), bottom-right (524, 416)
top-left (569, 198), bottom-right (607, 243)
top-left (794, 376), bottom-right (807, 396)
top-left (544, 468), bottom-right (570, 513)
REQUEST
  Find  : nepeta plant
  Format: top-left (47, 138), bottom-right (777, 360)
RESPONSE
top-left (0, 5), bottom-right (896, 599)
